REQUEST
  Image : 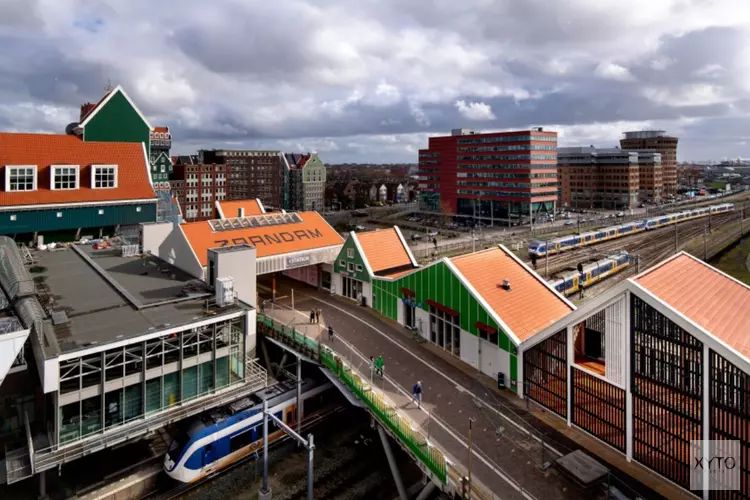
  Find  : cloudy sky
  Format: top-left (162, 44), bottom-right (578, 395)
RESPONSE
top-left (2, 0), bottom-right (750, 163)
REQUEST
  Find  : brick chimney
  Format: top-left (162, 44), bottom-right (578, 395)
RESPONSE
top-left (80, 103), bottom-right (96, 121)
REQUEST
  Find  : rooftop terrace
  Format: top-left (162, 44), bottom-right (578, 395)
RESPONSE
top-left (31, 244), bottom-right (245, 357)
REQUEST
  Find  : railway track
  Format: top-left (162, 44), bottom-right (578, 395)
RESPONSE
top-left (144, 405), bottom-right (347, 500)
top-left (530, 212), bottom-right (742, 278)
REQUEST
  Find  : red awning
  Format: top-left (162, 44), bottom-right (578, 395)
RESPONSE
top-left (426, 299), bottom-right (459, 317)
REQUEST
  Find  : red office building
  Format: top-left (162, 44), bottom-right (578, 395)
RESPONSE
top-left (418, 128), bottom-right (558, 224)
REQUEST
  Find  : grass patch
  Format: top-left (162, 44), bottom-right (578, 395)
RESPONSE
top-left (709, 237), bottom-right (750, 285)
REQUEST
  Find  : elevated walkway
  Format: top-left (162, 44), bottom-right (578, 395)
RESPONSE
top-left (258, 313), bottom-right (494, 499)
top-left (5, 358), bottom-right (267, 485)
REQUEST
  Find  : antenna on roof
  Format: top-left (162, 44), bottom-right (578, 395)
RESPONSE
top-left (104, 79), bottom-right (114, 92)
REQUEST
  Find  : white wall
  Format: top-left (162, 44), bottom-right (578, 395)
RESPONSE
top-left (415, 307), bottom-right (430, 339)
top-left (461, 330), bottom-right (479, 369)
top-left (397, 298), bottom-right (404, 325)
top-left (362, 281), bottom-right (372, 307)
top-left (331, 272), bottom-right (342, 296)
top-left (208, 246), bottom-right (257, 308)
top-left (246, 309), bottom-right (257, 355)
top-left (154, 225), bottom-right (204, 279)
top-left (0, 329), bottom-right (29, 386)
top-left (140, 222), bottom-right (173, 257)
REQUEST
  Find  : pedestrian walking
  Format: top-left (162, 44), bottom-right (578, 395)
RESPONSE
top-left (328, 325), bottom-right (334, 343)
top-left (375, 356), bottom-right (384, 378)
top-left (315, 308), bottom-right (321, 324)
top-left (412, 381), bottom-right (423, 409)
top-left (309, 309), bottom-right (315, 323)
top-left (369, 356), bottom-right (375, 381)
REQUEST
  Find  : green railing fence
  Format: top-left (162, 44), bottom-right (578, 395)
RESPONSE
top-left (257, 313), bottom-right (448, 485)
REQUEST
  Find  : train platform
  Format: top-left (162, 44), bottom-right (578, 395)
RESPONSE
top-left (258, 277), bottom-right (693, 500)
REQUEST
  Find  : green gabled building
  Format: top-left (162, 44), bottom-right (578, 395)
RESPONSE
top-left (334, 232), bottom-right (575, 393)
top-left (74, 85), bottom-right (173, 191)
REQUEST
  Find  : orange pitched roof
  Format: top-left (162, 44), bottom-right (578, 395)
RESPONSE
top-left (0, 133), bottom-right (156, 207)
top-left (181, 211), bottom-right (344, 266)
top-left (450, 247), bottom-right (574, 342)
top-left (356, 228), bottom-right (414, 274)
top-left (152, 126), bottom-right (169, 133)
top-left (635, 253), bottom-right (750, 358)
top-left (217, 199), bottom-right (265, 219)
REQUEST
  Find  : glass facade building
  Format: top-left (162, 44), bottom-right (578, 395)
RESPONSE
top-left (57, 316), bottom-right (246, 445)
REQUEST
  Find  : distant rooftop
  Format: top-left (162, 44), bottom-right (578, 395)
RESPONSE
top-left (32, 244), bottom-right (243, 357)
top-left (622, 130), bottom-right (670, 139)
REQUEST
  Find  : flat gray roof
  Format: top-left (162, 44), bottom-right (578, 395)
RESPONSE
top-left (32, 245), bottom-right (246, 357)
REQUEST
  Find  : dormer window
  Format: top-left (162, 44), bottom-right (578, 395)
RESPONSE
top-left (6, 165), bottom-right (37, 192)
top-left (51, 165), bottom-right (80, 190)
top-left (92, 165), bottom-right (118, 189)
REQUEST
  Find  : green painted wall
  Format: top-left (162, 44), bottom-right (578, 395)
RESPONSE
top-left (83, 91), bottom-right (151, 155)
top-left (150, 151), bottom-right (173, 183)
top-left (0, 203), bottom-right (157, 235)
top-left (371, 261), bottom-right (518, 389)
top-left (333, 236), bottom-right (370, 282)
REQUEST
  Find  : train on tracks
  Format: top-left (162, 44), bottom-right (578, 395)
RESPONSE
top-left (164, 378), bottom-right (334, 483)
top-left (550, 251), bottom-right (630, 296)
top-left (528, 203), bottom-right (735, 257)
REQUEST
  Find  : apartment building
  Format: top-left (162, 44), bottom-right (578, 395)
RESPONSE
top-left (198, 150), bottom-right (283, 210)
top-left (620, 130), bottom-right (677, 197)
top-left (418, 128), bottom-right (558, 223)
top-left (171, 162), bottom-right (227, 222)
top-left (557, 147), bottom-right (640, 210)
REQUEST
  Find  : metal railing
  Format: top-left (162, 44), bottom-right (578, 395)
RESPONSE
top-left (258, 313), bottom-right (503, 499)
top-left (258, 313), bottom-right (446, 483)
top-left (5, 360), bottom-right (267, 483)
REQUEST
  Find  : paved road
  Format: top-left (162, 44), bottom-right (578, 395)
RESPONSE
top-left (258, 278), bottom-right (664, 500)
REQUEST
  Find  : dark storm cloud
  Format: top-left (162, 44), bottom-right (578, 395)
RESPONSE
top-left (0, 0), bottom-right (749, 162)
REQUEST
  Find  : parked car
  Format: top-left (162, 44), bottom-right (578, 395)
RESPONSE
top-left (564, 220), bottom-right (575, 226)
top-left (355, 225), bottom-right (366, 231)
top-left (410, 234), bottom-right (423, 241)
top-left (427, 231), bottom-right (438, 237)
top-left (616, 212), bottom-right (624, 217)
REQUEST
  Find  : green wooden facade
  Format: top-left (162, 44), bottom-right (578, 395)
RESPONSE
top-left (371, 261), bottom-right (518, 388)
top-left (333, 237), bottom-right (371, 283)
top-left (0, 203), bottom-right (157, 236)
top-left (150, 151), bottom-right (173, 183)
top-left (82, 90), bottom-right (151, 156)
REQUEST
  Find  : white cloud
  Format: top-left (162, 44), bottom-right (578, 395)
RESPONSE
top-left (0, 0), bottom-right (749, 162)
top-left (594, 62), bottom-right (636, 82)
top-left (454, 100), bottom-right (496, 120)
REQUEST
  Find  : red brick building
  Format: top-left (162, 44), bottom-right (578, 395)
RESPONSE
top-left (418, 128), bottom-right (558, 224)
top-left (171, 161), bottom-right (227, 222)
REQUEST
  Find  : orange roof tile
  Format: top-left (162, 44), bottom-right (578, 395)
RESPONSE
top-left (356, 228), bottom-right (414, 274)
top-left (0, 133), bottom-right (155, 207)
top-left (181, 211), bottom-right (344, 266)
top-left (152, 126), bottom-right (169, 133)
top-left (217, 199), bottom-right (265, 219)
top-left (450, 247), bottom-right (574, 342)
top-left (635, 253), bottom-right (750, 358)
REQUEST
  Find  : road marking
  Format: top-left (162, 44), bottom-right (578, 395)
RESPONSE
top-left (322, 320), bottom-right (536, 499)
top-left (261, 301), bottom-right (537, 497)
top-left (304, 294), bottom-right (563, 458)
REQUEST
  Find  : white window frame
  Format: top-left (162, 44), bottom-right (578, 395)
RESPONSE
top-left (347, 248), bottom-right (354, 258)
top-left (51, 165), bottom-right (80, 190)
top-left (91, 164), bottom-right (118, 189)
top-left (5, 165), bottom-right (37, 192)
top-left (347, 262), bottom-right (354, 272)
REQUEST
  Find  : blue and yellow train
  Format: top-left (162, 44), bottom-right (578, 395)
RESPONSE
top-left (550, 251), bottom-right (630, 296)
top-left (529, 203), bottom-right (734, 257)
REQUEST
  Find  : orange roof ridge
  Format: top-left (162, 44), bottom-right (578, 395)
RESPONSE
top-left (448, 246), bottom-right (574, 343)
top-left (181, 211), bottom-right (344, 266)
top-left (355, 227), bottom-right (415, 274)
top-left (634, 253), bottom-right (750, 359)
top-left (0, 133), bottom-right (155, 207)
